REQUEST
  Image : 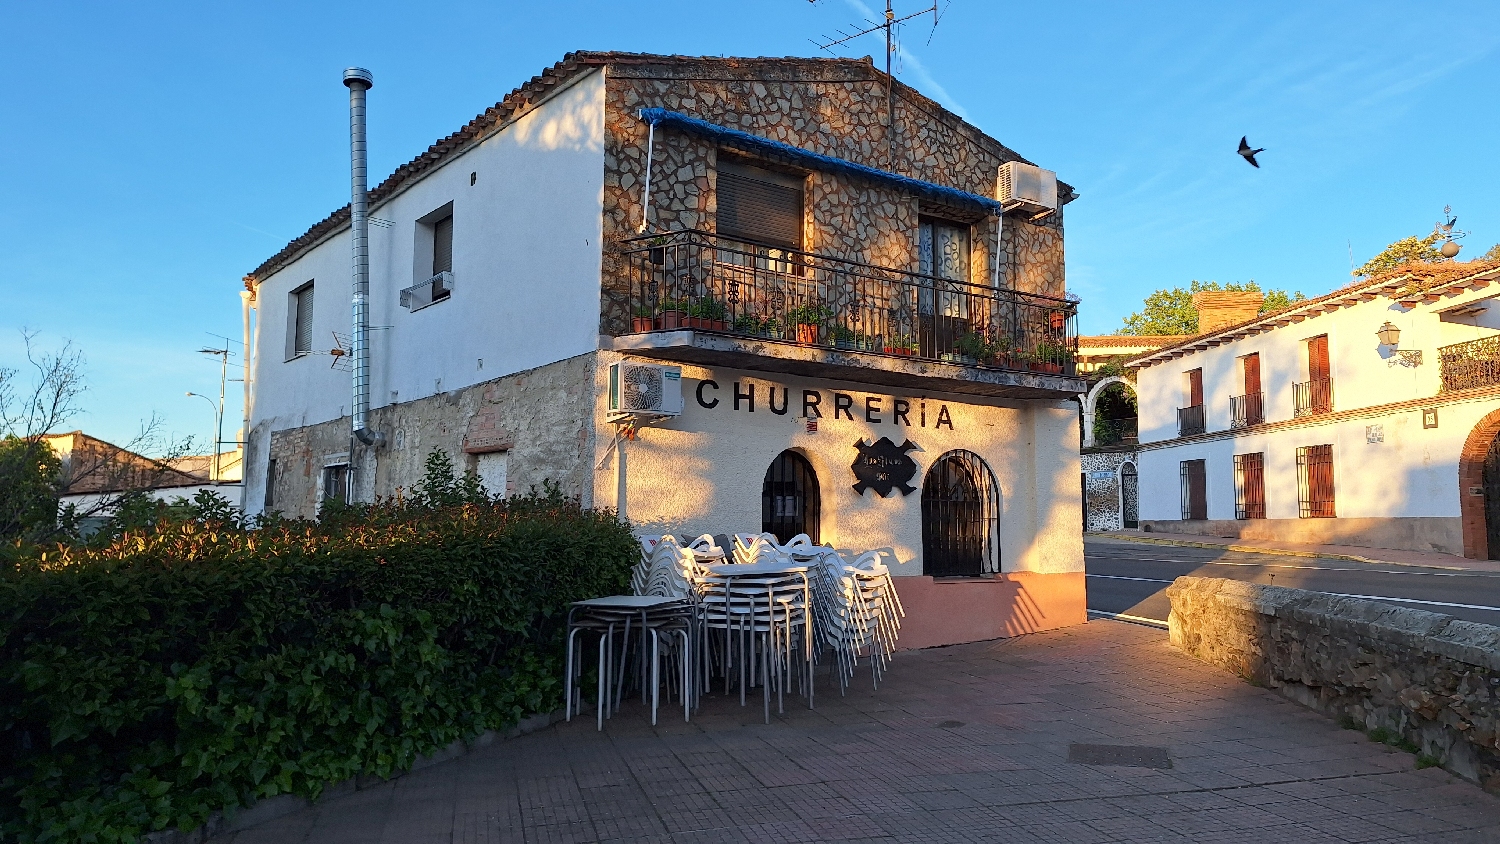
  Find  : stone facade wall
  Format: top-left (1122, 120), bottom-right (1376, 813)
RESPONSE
top-left (1082, 450), bottom-right (1136, 532)
top-left (598, 57), bottom-right (1067, 335)
top-left (264, 354), bottom-right (600, 519)
top-left (1167, 576), bottom-right (1500, 793)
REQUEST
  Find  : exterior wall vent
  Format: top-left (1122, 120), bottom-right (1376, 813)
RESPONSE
top-left (400, 271), bottom-right (453, 311)
top-left (608, 362), bottom-right (684, 419)
top-left (997, 161), bottom-right (1058, 214)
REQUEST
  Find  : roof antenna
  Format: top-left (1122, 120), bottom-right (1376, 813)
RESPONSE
top-left (812, 0), bottom-right (942, 171)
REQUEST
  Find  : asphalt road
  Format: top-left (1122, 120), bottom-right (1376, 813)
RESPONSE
top-left (1085, 538), bottom-right (1500, 627)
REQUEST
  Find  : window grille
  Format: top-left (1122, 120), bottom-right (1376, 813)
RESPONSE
top-left (1234, 452), bottom-right (1265, 519)
top-left (264, 458), bottom-right (277, 508)
top-left (292, 283), bottom-right (314, 356)
top-left (321, 464), bottom-right (350, 507)
top-left (1179, 459), bottom-right (1207, 520)
top-left (921, 450), bottom-right (1001, 577)
top-left (1296, 444), bottom-right (1335, 518)
top-left (761, 450), bottom-right (819, 543)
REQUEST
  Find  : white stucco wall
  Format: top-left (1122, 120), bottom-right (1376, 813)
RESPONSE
top-left (1134, 284), bottom-right (1500, 523)
top-left (244, 70), bottom-right (607, 508)
top-left (590, 354), bottom-right (1085, 577)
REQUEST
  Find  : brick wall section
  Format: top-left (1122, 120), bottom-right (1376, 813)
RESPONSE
top-left (1459, 407), bottom-right (1500, 559)
top-left (598, 57), bottom-right (1067, 336)
top-left (1167, 576), bottom-right (1500, 792)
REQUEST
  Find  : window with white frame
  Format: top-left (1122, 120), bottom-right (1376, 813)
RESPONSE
top-left (404, 202), bottom-right (454, 311)
top-left (287, 281), bottom-right (314, 359)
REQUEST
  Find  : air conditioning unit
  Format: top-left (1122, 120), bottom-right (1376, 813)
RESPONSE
top-left (609, 362), bottom-right (683, 418)
top-left (997, 161), bottom-right (1058, 215)
top-left (399, 271), bottom-right (454, 311)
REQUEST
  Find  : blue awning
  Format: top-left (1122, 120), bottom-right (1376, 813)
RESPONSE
top-left (639, 108), bottom-right (1004, 215)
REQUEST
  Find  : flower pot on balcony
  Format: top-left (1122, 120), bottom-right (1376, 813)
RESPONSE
top-left (1036, 361), bottom-right (1063, 374)
top-left (1049, 310), bottom-right (1067, 331)
top-left (795, 324), bottom-right (819, 344)
top-left (684, 317), bottom-right (728, 331)
top-left (940, 352), bottom-right (977, 365)
top-left (656, 310), bottom-right (687, 330)
top-left (631, 317), bottom-right (653, 333)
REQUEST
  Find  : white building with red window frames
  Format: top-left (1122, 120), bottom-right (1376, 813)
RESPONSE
top-left (1127, 259), bottom-right (1500, 559)
top-left (239, 52), bottom-right (1092, 648)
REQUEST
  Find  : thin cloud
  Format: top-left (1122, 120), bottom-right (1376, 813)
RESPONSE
top-left (837, 0), bottom-right (969, 119)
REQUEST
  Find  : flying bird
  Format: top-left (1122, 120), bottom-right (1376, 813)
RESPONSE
top-left (1237, 136), bottom-right (1265, 168)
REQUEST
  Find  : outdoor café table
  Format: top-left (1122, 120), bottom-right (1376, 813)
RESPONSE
top-left (565, 595), bottom-right (692, 729)
top-left (701, 562), bottom-right (814, 718)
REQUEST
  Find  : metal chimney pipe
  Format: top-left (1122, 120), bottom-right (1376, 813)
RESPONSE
top-left (343, 67), bottom-right (384, 447)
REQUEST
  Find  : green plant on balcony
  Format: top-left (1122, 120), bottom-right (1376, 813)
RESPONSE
top-left (832, 324), bottom-right (873, 351)
top-left (1033, 340), bottom-right (1073, 373)
top-left (955, 331), bottom-right (990, 362)
top-left (688, 297), bottom-right (727, 321)
top-left (732, 313), bottom-right (781, 337)
top-left (787, 304), bottom-right (833, 345)
top-left (884, 333), bottom-right (918, 356)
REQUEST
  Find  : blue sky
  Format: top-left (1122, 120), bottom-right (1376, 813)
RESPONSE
top-left (2, 0), bottom-right (1497, 448)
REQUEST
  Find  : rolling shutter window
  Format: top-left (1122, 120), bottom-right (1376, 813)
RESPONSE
top-left (432, 215), bottom-right (454, 275)
top-left (293, 284), bottom-right (314, 355)
top-left (717, 166), bottom-right (803, 250)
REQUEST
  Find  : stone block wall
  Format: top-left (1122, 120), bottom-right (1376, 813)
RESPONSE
top-left (598, 57), bottom-right (1067, 335)
top-left (1082, 450), bottom-right (1135, 532)
top-left (1167, 576), bottom-right (1500, 792)
top-left (264, 354), bottom-right (599, 518)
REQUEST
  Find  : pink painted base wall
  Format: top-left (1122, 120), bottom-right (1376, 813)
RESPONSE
top-left (893, 572), bottom-right (1088, 650)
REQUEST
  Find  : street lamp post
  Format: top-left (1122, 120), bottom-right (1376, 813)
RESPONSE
top-left (186, 391), bottom-right (221, 482)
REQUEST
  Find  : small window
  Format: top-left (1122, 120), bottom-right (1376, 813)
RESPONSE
top-left (321, 464), bottom-right (350, 506)
top-left (432, 214), bottom-right (453, 276)
top-left (1180, 459), bottom-right (1207, 520)
top-left (1234, 452), bottom-right (1265, 519)
top-left (717, 160), bottom-right (803, 250)
top-left (264, 458), bottom-right (277, 508)
top-left (287, 281), bottom-right (314, 359)
top-left (1297, 445), bottom-right (1335, 518)
top-left (408, 203), bottom-right (454, 310)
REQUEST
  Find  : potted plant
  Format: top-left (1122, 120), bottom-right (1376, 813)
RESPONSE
top-left (655, 298), bottom-right (688, 330)
top-left (787, 304), bottom-right (832, 345)
top-left (686, 297), bottom-right (728, 331)
top-left (832, 325), bottom-right (873, 351)
top-left (631, 305), bottom-right (654, 333)
top-left (1033, 340), bottom-right (1067, 374)
top-left (883, 334), bottom-right (918, 356)
top-left (951, 331), bottom-right (991, 365)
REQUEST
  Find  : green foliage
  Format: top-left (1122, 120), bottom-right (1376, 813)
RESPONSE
top-left (687, 298), bottom-right (727, 321)
top-left (1481, 243), bottom-right (1500, 262)
top-left (0, 456), bottom-right (634, 842)
top-left (0, 436), bottom-right (62, 544)
top-left (1119, 280), bottom-right (1306, 336)
top-left (1338, 714), bottom-right (1362, 730)
top-left (1354, 233), bottom-right (1444, 278)
top-left (1367, 726), bottom-right (1394, 744)
top-left (1091, 356), bottom-right (1131, 380)
top-left (786, 304), bottom-right (834, 327)
top-left (1416, 754), bottom-right (1440, 770)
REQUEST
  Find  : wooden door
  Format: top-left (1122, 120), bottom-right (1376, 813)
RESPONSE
top-left (1243, 354), bottom-right (1261, 395)
top-left (1188, 368), bottom-right (1204, 406)
top-left (1308, 335), bottom-right (1330, 381)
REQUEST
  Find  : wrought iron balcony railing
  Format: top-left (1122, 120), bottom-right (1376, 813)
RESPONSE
top-left (1230, 391), bottom-right (1264, 428)
top-left (1177, 404), bottom-right (1206, 437)
top-left (617, 230), bottom-right (1078, 375)
top-left (1093, 417), bottom-right (1138, 447)
top-left (1293, 378), bottom-right (1333, 417)
top-left (1439, 335), bottom-right (1500, 392)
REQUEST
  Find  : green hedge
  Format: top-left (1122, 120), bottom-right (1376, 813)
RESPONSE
top-left (0, 482), bottom-right (634, 842)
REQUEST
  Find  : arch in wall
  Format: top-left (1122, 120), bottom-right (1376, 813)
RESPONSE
top-left (762, 450), bottom-right (821, 544)
top-left (1081, 376), bottom-right (1136, 448)
top-left (921, 450), bottom-right (1002, 577)
top-left (1459, 407), bottom-right (1500, 559)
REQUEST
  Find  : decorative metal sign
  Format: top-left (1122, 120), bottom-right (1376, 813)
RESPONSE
top-left (851, 437), bottom-right (919, 497)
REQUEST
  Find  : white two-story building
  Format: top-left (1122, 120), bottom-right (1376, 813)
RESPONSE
top-left (1129, 260), bottom-right (1500, 559)
top-left (239, 52), bottom-right (1093, 648)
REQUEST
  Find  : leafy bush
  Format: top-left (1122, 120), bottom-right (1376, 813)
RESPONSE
top-left (0, 452), bottom-right (634, 842)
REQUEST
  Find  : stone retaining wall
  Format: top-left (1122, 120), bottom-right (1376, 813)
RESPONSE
top-left (1166, 576), bottom-right (1500, 792)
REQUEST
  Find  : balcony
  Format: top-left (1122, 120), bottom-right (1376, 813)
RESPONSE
top-left (1293, 378), bottom-right (1333, 417)
top-left (1230, 392), bottom-right (1264, 428)
top-left (1177, 404), bottom-right (1206, 437)
top-left (1439, 335), bottom-right (1500, 392)
top-left (610, 230), bottom-right (1082, 400)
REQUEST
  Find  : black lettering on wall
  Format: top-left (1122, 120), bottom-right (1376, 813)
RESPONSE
top-left (833, 393), bottom-right (855, 420)
top-left (696, 380), bottom-right (720, 409)
top-left (920, 401), bottom-right (927, 428)
top-left (802, 390), bottom-right (823, 418)
top-left (734, 381), bottom-right (754, 412)
top-left (768, 387), bottom-right (790, 415)
top-left (865, 396), bottom-right (882, 424)
top-left (893, 399), bottom-right (911, 426)
top-left (935, 405), bottom-right (954, 430)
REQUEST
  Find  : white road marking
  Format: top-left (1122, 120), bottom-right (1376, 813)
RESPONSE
top-left (1087, 609), bottom-right (1168, 628)
top-left (1086, 553), bottom-right (1495, 578)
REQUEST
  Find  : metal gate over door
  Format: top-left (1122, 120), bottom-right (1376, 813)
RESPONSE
top-left (921, 450), bottom-right (1000, 577)
top-left (1121, 463), bottom-right (1139, 529)
top-left (1483, 435), bottom-right (1500, 560)
top-left (762, 450), bottom-right (820, 544)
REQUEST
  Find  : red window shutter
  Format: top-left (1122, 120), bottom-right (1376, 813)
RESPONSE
top-left (1308, 336), bottom-right (1330, 381)
top-left (1243, 354), bottom-right (1261, 395)
top-left (1188, 369), bottom-right (1204, 407)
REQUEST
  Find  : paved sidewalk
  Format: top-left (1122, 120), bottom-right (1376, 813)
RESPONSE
top-left (1092, 529), bottom-right (1500, 574)
top-left (216, 621), bottom-right (1500, 843)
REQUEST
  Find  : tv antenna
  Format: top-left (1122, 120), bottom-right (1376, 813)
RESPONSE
top-left (812, 0), bottom-right (942, 169)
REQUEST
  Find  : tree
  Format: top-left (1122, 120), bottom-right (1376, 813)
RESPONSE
top-left (1118, 280), bottom-right (1306, 336)
top-left (1481, 243), bottom-right (1500, 262)
top-left (0, 330), bottom-right (195, 544)
top-left (1353, 233), bottom-right (1445, 278)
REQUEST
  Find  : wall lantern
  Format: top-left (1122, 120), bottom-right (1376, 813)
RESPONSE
top-left (1377, 321), bottom-right (1401, 347)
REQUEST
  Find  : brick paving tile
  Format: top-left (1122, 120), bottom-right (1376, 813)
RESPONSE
top-left (211, 620), bottom-right (1500, 843)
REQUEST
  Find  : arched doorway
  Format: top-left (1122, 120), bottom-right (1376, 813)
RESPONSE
top-left (1483, 437), bottom-right (1500, 561)
top-left (1120, 462), bottom-right (1139, 529)
top-left (762, 450), bottom-right (820, 543)
top-left (921, 450), bottom-right (1001, 577)
top-left (1457, 408), bottom-right (1500, 559)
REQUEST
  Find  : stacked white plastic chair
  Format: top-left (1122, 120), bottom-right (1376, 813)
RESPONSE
top-left (812, 547), bottom-right (905, 694)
